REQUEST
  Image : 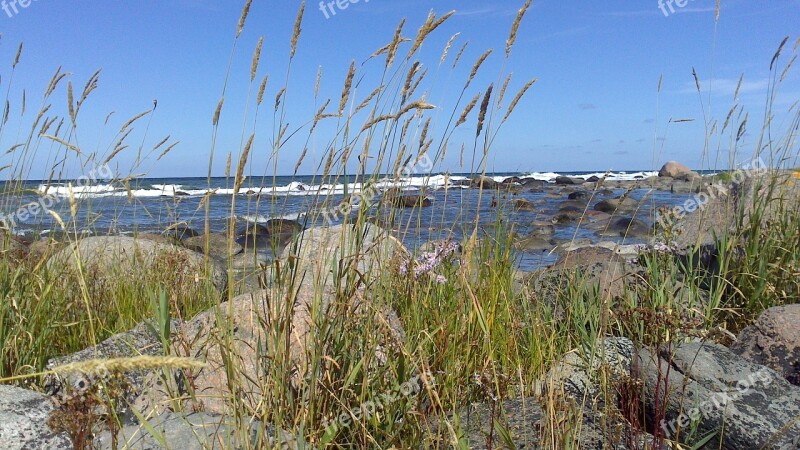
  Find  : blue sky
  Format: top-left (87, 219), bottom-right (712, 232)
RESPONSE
top-left (1, 0), bottom-right (798, 178)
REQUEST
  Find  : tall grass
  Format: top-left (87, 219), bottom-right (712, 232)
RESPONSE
top-left (0, 2), bottom-right (798, 449)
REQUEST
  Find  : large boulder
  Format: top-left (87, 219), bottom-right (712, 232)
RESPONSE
top-left (134, 224), bottom-right (408, 415)
top-left (731, 305), bottom-right (800, 386)
top-left (637, 341), bottom-right (800, 449)
top-left (658, 161), bottom-right (695, 179)
top-left (46, 236), bottom-right (227, 293)
top-left (0, 385), bottom-right (73, 449)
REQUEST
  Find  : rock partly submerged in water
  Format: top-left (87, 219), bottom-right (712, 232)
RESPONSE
top-left (184, 233), bottom-right (243, 260)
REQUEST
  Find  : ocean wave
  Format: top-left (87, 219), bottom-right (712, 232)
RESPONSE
top-left (33, 171), bottom-right (660, 200)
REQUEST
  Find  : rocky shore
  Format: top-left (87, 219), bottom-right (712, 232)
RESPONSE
top-left (1, 163), bottom-right (798, 449)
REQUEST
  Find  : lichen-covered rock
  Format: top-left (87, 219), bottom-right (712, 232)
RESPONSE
top-left (731, 305), bottom-right (800, 386)
top-left (44, 320), bottom-right (179, 423)
top-left (0, 385), bottom-right (73, 450)
top-left (637, 341), bottom-right (800, 449)
top-left (541, 337), bottom-right (635, 405)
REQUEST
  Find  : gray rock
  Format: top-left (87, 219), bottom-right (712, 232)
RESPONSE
top-left (637, 341), bottom-right (800, 449)
top-left (556, 176), bottom-right (585, 185)
top-left (0, 385), bottom-right (73, 450)
top-left (471, 176), bottom-right (499, 190)
top-left (92, 412), bottom-right (284, 450)
top-left (593, 196), bottom-right (640, 214)
top-left (44, 320), bottom-right (178, 423)
top-left (46, 236), bottom-right (227, 293)
top-left (598, 217), bottom-right (652, 239)
top-left (429, 394), bottom-right (653, 449)
top-left (541, 337), bottom-right (635, 405)
top-left (731, 305), bottom-right (800, 386)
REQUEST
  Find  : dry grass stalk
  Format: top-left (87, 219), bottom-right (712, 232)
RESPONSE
top-left (406, 11), bottom-right (454, 60)
top-left (294, 148), bottom-right (308, 174)
top-left (153, 135), bottom-right (170, 152)
top-left (67, 81), bottom-right (76, 126)
top-left (211, 97), bottom-right (225, 126)
top-left (339, 61), bottom-right (356, 115)
top-left (251, 36), bottom-right (264, 82)
top-left (355, 85), bottom-right (383, 115)
top-left (236, 0), bottom-right (253, 38)
top-left (225, 152), bottom-right (232, 178)
top-left (233, 134), bottom-right (255, 194)
top-left (156, 141), bottom-right (180, 161)
top-left (257, 75), bottom-right (268, 105)
top-left (103, 128), bottom-right (134, 164)
top-left (407, 67), bottom-right (428, 101)
top-left (465, 49), bottom-right (493, 89)
top-left (397, 100), bottom-right (435, 117)
top-left (456, 92), bottom-right (481, 127)
top-left (42, 135), bottom-right (82, 154)
top-left (13, 42), bottom-right (22, 68)
top-left (385, 19), bottom-right (406, 67)
top-left (502, 78), bottom-right (537, 123)
top-left (402, 62), bottom-right (421, 99)
top-left (45, 67), bottom-right (67, 97)
top-left (453, 42), bottom-right (469, 69)
top-left (52, 356), bottom-right (205, 376)
top-left (440, 33), bottom-right (460, 65)
top-left (497, 73), bottom-right (513, 109)
top-left (315, 66), bottom-right (322, 97)
top-left (290, 2), bottom-right (305, 59)
top-left (275, 87), bottom-right (286, 111)
top-left (476, 84), bottom-right (493, 137)
top-left (120, 110), bottom-right (151, 134)
top-left (506, 0), bottom-right (532, 58)
top-left (419, 118), bottom-right (431, 151)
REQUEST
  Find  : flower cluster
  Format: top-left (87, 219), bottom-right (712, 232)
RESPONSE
top-left (399, 239), bottom-right (461, 284)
